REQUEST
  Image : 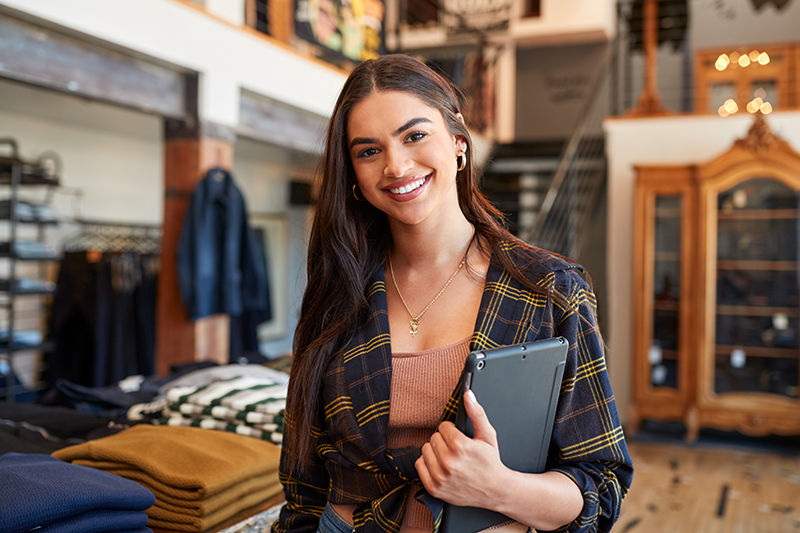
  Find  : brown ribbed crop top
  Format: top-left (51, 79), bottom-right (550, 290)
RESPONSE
top-left (387, 336), bottom-right (472, 532)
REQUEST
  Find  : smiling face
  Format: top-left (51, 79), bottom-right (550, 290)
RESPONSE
top-left (346, 90), bottom-right (467, 229)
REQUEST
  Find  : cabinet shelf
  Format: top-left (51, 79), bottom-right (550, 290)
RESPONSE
top-left (716, 305), bottom-right (798, 317)
top-left (656, 349), bottom-right (678, 361)
top-left (654, 300), bottom-right (680, 311)
top-left (718, 208), bottom-right (798, 220)
top-left (655, 207), bottom-right (682, 218)
top-left (654, 252), bottom-right (680, 261)
top-left (716, 260), bottom-right (797, 271)
top-left (715, 344), bottom-right (798, 359)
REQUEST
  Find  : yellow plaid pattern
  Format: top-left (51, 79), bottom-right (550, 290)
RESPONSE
top-left (273, 242), bottom-right (633, 533)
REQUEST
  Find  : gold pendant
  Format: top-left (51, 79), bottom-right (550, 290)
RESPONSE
top-left (410, 318), bottom-right (420, 337)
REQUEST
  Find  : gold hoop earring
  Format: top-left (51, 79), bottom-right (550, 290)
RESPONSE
top-left (456, 151), bottom-right (466, 172)
top-left (352, 183), bottom-right (364, 201)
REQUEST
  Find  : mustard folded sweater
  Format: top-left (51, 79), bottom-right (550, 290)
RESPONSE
top-left (68, 464), bottom-right (280, 514)
top-left (144, 481), bottom-right (283, 532)
top-left (52, 425), bottom-right (281, 499)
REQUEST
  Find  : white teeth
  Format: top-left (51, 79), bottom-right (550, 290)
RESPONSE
top-left (390, 177), bottom-right (425, 195)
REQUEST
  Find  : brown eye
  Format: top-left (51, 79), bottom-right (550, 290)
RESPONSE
top-left (357, 147), bottom-right (379, 158)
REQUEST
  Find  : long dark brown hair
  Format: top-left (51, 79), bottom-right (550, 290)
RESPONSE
top-left (285, 54), bottom-right (564, 470)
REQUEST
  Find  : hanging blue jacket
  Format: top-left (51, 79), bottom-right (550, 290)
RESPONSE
top-left (177, 168), bottom-right (269, 321)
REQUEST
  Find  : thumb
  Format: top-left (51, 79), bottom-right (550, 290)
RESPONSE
top-left (464, 389), bottom-right (498, 447)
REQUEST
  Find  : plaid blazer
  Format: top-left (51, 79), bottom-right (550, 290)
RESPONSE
top-left (273, 241), bottom-right (633, 533)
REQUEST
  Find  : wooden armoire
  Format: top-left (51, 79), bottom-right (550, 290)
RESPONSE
top-left (631, 115), bottom-right (800, 441)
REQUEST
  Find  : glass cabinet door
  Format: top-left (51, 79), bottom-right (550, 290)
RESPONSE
top-left (714, 178), bottom-right (800, 399)
top-left (650, 195), bottom-right (683, 390)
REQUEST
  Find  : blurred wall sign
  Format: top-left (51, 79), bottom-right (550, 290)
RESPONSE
top-left (751, 0), bottom-right (793, 10)
top-left (544, 73), bottom-right (591, 103)
top-left (295, 0), bottom-right (386, 62)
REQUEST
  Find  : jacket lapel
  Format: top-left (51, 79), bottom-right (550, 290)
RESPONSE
top-left (472, 258), bottom-right (530, 351)
top-left (341, 267), bottom-right (394, 469)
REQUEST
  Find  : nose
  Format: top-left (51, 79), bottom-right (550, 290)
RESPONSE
top-left (383, 147), bottom-right (412, 178)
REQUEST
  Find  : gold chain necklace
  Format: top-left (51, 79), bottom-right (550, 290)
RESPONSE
top-left (388, 236), bottom-right (472, 337)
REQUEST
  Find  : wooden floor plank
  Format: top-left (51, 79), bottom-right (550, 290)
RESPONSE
top-left (617, 441), bottom-right (800, 533)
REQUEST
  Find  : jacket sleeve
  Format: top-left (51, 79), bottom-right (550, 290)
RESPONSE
top-left (544, 272), bottom-right (633, 533)
top-left (271, 422), bottom-right (330, 533)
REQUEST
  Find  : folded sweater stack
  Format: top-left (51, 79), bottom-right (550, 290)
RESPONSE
top-left (156, 376), bottom-right (287, 445)
top-left (52, 425), bottom-right (283, 532)
top-left (0, 452), bottom-right (155, 533)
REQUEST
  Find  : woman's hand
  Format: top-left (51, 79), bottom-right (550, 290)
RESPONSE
top-left (415, 389), bottom-right (584, 531)
top-left (415, 389), bottom-right (511, 507)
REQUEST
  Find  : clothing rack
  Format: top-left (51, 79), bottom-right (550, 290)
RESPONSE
top-left (61, 219), bottom-right (161, 255)
top-left (44, 220), bottom-right (162, 391)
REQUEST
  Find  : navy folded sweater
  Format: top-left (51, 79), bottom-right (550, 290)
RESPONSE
top-left (33, 509), bottom-right (150, 533)
top-left (0, 453), bottom-right (155, 533)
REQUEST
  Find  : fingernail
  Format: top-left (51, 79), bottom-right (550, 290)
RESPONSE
top-left (467, 389), bottom-right (476, 403)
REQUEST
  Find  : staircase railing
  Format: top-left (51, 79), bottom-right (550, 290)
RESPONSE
top-left (523, 44), bottom-right (615, 260)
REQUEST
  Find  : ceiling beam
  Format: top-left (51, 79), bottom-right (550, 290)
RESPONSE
top-left (0, 10), bottom-right (188, 120)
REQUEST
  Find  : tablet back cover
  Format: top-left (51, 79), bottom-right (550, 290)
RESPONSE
top-left (439, 337), bottom-right (568, 533)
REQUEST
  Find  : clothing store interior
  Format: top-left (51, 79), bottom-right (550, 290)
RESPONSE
top-left (1, 0), bottom-right (799, 532)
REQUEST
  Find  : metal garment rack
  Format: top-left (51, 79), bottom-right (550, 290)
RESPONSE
top-left (61, 219), bottom-right (161, 255)
top-left (0, 138), bottom-right (60, 403)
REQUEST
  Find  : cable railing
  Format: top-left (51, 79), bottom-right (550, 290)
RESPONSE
top-left (522, 45), bottom-right (614, 260)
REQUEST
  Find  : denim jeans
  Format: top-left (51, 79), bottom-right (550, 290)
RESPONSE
top-left (317, 504), bottom-right (356, 533)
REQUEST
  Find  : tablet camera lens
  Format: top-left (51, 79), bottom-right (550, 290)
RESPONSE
top-left (477, 360), bottom-right (485, 370)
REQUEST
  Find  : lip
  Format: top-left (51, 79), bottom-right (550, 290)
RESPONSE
top-left (383, 173), bottom-right (431, 202)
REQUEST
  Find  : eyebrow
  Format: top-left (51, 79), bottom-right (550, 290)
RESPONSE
top-left (349, 117), bottom-right (434, 149)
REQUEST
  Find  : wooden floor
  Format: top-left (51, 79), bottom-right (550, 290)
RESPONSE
top-left (616, 440), bottom-right (800, 533)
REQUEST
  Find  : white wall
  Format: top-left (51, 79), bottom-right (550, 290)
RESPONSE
top-left (0, 80), bottom-right (163, 226)
top-left (691, 0), bottom-right (800, 50)
top-left (604, 110), bottom-right (800, 425)
top-left (515, 42), bottom-right (609, 141)
top-left (233, 139), bottom-right (318, 358)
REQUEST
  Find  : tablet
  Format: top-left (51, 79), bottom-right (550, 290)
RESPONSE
top-left (439, 337), bottom-right (568, 533)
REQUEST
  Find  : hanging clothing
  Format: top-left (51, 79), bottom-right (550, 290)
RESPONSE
top-left (176, 168), bottom-right (270, 322)
top-left (176, 168), bottom-right (271, 361)
top-left (43, 251), bottom-right (159, 392)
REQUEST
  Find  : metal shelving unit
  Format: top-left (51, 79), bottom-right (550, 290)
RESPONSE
top-left (0, 138), bottom-right (60, 402)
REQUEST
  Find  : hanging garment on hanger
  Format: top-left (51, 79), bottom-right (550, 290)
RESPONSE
top-left (43, 250), bottom-right (158, 391)
top-left (176, 168), bottom-right (270, 359)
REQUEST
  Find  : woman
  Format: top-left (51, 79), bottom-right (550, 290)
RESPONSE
top-left (273, 54), bottom-right (633, 533)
